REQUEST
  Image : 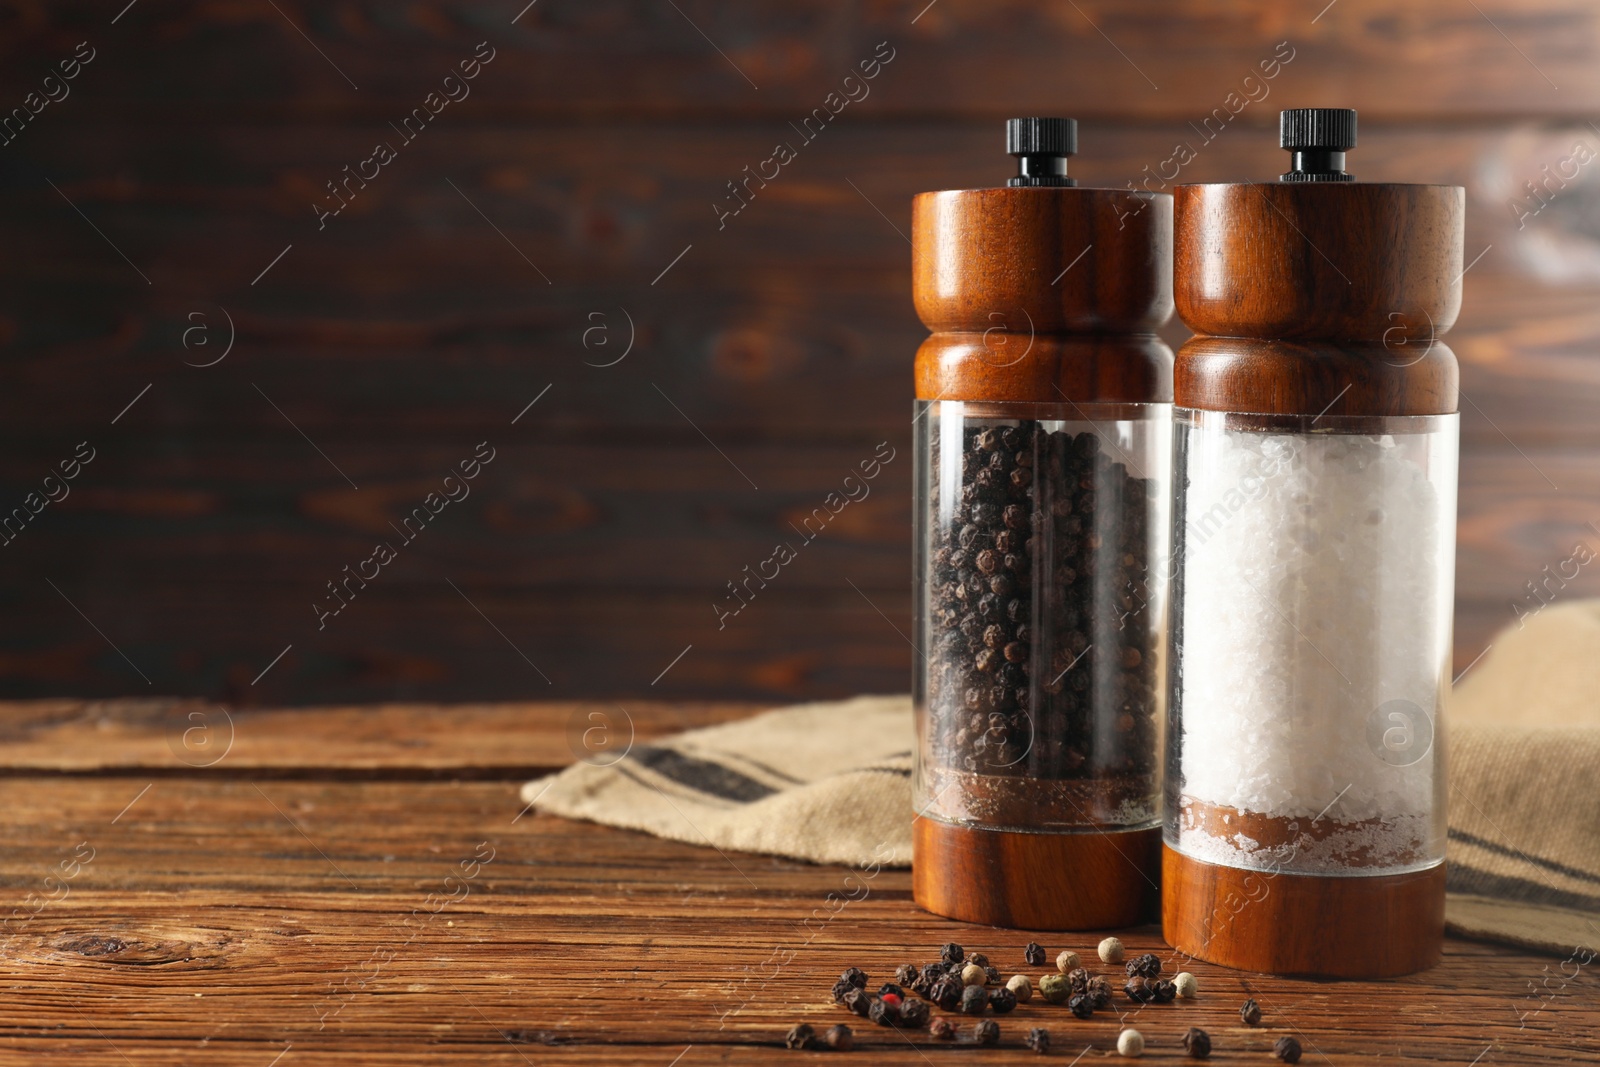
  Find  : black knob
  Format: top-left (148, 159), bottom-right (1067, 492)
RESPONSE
top-left (1279, 108), bottom-right (1357, 182)
top-left (1006, 117), bottom-right (1077, 188)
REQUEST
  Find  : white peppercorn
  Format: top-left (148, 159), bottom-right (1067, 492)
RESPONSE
top-left (1006, 974), bottom-right (1033, 1002)
top-left (1056, 949), bottom-right (1080, 974)
top-left (1098, 936), bottom-right (1125, 964)
top-left (1174, 971), bottom-right (1198, 999)
top-left (961, 962), bottom-right (987, 987)
top-left (1117, 1028), bottom-right (1145, 1057)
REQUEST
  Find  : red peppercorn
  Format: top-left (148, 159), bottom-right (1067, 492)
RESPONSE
top-left (880, 993), bottom-right (902, 1009)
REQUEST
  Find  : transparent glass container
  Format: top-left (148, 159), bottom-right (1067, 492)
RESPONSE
top-left (1165, 410), bottom-right (1458, 876)
top-left (913, 400), bottom-right (1171, 834)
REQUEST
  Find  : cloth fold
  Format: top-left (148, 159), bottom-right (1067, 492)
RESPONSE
top-left (524, 603), bottom-right (1600, 955)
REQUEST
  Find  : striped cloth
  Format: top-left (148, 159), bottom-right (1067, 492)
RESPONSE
top-left (523, 603), bottom-right (1600, 955)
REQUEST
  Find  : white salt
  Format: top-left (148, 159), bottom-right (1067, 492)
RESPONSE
top-left (1175, 423), bottom-right (1456, 874)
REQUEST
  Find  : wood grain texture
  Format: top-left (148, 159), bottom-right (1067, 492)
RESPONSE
top-left (1162, 845), bottom-right (1446, 980)
top-left (0, 700), bottom-right (1587, 1064)
top-left (913, 817), bottom-right (1160, 930)
top-left (2, 18), bottom-right (1598, 700)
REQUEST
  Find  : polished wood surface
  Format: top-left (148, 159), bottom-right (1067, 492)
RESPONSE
top-left (3, 6), bottom-right (1599, 701)
top-left (1162, 845), bottom-right (1447, 979)
top-left (1175, 183), bottom-right (1464, 343)
top-left (0, 699), bottom-right (1587, 1064)
top-left (914, 817), bottom-right (1160, 930)
top-left (1173, 337), bottom-right (1459, 417)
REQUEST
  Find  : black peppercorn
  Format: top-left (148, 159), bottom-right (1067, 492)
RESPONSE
top-left (842, 988), bottom-right (872, 1017)
top-left (878, 983), bottom-right (904, 999)
top-left (1125, 953), bottom-right (1161, 979)
top-left (1182, 1027), bottom-right (1211, 1059)
top-left (1026, 1027), bottom-right (1050, 1055)
top-left (967, 952), bottom-right (990, 969)
top-left (1067, 993), bottom-right (1094, 1019)
top-left (930, 975), bottom-right (964, 1011)
top-left (1065, 967), bottom-right (1091, 994)
top-left (984, 964), bottom-right (1003, 986)
top-left (897, 998), bottom-right (931, 1029)
top-left (960, 985), bottom-right (988, 1015)
top-left (831, 977), bottom-right (856, 1002)
top-left (988, 987), bottom-right (1018, 1014)
top-left (921, 962), bottom-right (949, 983)
top-left (1240, 998), bottom-right (1262, 1026)
top-left (868, 998), bottom-right (899, 1028)
top-left (785, 1022), bottom-right (817, 1050)
top-left (1088, 976), bottom-right (1114, 1009)
top-left (930, 1017), bottom-right (956, 1041)
top-left (823, 1024), bottom-right (854, 1051)
top-left (974, 1019), bottom-right (1000, 1046)
top-left (894, 963), bottom-right (919, 987)
top-left (840, 966), bottom-right (868, 989)
top-left (1124, 976), bottom-right (1154, 1003)
top-left (1024, 941), bottom-right (1047, 966)
top-left (1152, 979), bottom-right (1177, 1003)
top-left (1274, 1036), bottom-right (1302, 1063)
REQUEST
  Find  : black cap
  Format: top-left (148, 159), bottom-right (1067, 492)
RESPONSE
top-left (1279, 108), bottom-right (1357, 182)
top-left (1006, 118), bottom-right (1077, 187)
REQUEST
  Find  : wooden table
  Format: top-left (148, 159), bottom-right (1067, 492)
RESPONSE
top-left (0, 700), bottom-right (1591, 1064)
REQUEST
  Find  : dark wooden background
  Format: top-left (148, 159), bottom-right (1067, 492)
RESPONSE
top-left (1, 1), bottom-right (1597, 705)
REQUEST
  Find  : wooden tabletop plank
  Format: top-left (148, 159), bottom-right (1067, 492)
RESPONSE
top-left (0, 775), bottom-right (1590, 1064)
top-left (0, 700), bottom-right (761, 773)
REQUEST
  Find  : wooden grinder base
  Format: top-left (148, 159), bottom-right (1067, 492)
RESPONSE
top-left (914, 817), bottom-right (1160, 930)
top-left (1161, 844), bottom-right (1445, 977)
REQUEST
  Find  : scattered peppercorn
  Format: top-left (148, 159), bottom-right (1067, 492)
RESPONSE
top-left (984, 964), bottom-right (1002, 986)
top-left (1088, 976), bottom-right (1114, 1009)
top-left (1181, 1026), bottom-right (1211, 1060)
top-left (868, 998), bottom-right (898, 1027)
top-left (921, 962), bottom-right (950, 985)
top-left (1068, 993), bottom-right (1095, 1019)
top-left (1026, 1027), bottom-right (1050, 1055)
top-left (930, 1017), bottom-right (956, 1041)
top-left (1117, 1028), bottom-right (1145, 1057)
top-left (989, 987), bottom-right (1018, 1014)
top-left (1240, 998), bottom-right (1262, 1026)
top-left (967, 952), bottom-right (990, 969)
top-left (960, 985), bottom-right (988, 1015)
top-left (898, 998), bottom-right (931, 1029)
top-left (831, 977), bottom-right (856, 1002)
top-left (942, 942), bottom-right (965, 965)
top-left (961, 963), bottom-right (988, 987)
top-left (974, 1019), bottom-right (1000, 1046)
top-left (1056, 950), bottom-right (1080, 974)
top-left (1006, 974), bottom-right (1033, 1002)
top-left (1124, 976), bottom-right (1154, 1003)
top-left (840, 967), bottom-right (868, 989)
top-left (930, 975), bottom-right (964, 1011)
top-left (1174, 972), bottom-right (1198, 999)
top-left (1099, 937), bottom-right (1125, 964)
top-left (1025, 942), bottom-right (1047, 966)
top-left (1152, 979), bottom-right (1177, 1003)
top-left (878, 982), bottom-right (904, 999)
top-left (880, 992), bottom-right (902, 1009)
top-left (842, 988), bottom-right (872, 1017)
top-left (1126, 953), bottom-right (1161, 978)
top-left (1065, 967), bottom-right (1091, 994)
top-left (786, 1022), bottom-right (817, 1050)
top-left (1038, 973), bottom-right (1070, 1004)
top-left (824, 1024), bottom-right (854, 1052)
top-left (1274, 1036), bottom-right (1302, 1063)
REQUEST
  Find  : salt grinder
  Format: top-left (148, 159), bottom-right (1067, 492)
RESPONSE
top-left (1162, 109), bottom-right (1462, 976)
top-left (911, 118), bottom-right (1174, 929)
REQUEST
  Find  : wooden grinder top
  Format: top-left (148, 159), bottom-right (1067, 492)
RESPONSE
top-left (1173, 108), bottom-right (1464, 418)
top-left (912, 118), bottom-right (1173, 405)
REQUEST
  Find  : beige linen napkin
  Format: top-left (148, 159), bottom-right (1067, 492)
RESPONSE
top-left (524, 603), bottom-right (1600, 954)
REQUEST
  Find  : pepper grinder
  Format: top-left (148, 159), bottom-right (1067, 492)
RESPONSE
top-left (911, 118), bottom-right (1174, 929)
top-left (1162, 109), bottom-right (1462, 976)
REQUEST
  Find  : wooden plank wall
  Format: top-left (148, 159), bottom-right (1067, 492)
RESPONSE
top-left (0, 1), bottom-right (1597, 704)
